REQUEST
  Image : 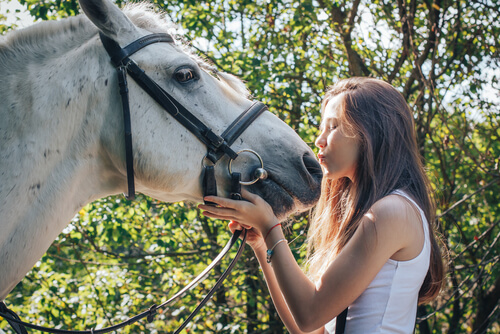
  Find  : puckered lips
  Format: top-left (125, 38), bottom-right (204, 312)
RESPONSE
top-left (317, 152), bottom-right (326, 165)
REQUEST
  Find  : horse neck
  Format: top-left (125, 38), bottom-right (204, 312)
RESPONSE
top-left (0, 19), bottom-right (125, 300)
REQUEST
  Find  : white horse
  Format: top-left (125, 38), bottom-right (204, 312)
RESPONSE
top-left (0, 0), bottom-right (322, 303)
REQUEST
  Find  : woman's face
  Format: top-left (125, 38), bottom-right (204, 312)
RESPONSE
top-left (315, 94), bottom-right (360, 181)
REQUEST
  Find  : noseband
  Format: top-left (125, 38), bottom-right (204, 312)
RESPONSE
top-left (0, 32), bottom-right (269, 334)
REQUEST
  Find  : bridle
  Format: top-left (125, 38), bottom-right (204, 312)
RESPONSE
top-left (0, 31), bottom-right (269, 334)
top-left (99, 32), bottom-right (268, 202)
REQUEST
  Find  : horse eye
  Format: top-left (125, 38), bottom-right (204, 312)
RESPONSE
top-left (174, 67), bottom-right (197, 83)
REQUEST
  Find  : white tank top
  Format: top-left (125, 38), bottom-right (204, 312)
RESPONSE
top-left (324, 190), bottom-right (431, 333)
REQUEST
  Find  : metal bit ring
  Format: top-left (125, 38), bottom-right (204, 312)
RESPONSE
top-left (228, 149), bottom-right (267, 185)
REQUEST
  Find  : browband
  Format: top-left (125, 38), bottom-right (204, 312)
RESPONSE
top-left (101, 33), bottom-right (174, 67)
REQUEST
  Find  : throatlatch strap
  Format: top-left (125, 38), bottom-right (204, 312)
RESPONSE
top-left (0, 302), bottom-right (28, 334)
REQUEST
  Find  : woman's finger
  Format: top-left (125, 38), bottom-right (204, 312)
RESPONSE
top-left (241, 188), bottom-right (260, 203)
top-left (202, 195), bottom-right (237, 208)
top-left (199, 205), bottom-right (237, 219)
top-left (198, 203), bottom-right (236, 215)
top-left (201, 210), bottom-right (237, 221)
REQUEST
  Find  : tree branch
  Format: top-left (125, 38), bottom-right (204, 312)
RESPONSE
top-left (317, 0), bottom-right (370, 76)
top-left (437, 178), bottom-right (500, 218)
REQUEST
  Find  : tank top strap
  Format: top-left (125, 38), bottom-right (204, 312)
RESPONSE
top-left (390, 189), bottom-right (430, 237)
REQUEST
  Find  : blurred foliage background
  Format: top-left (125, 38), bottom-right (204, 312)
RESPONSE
top-left (1, 0), bottom-right (499, 333)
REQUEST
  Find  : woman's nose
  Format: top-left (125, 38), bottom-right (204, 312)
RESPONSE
top-left (315, 133), bottom-right (326, 148)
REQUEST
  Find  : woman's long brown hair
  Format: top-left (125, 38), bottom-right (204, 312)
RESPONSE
top-left (306, 77), bottom-right (445, 304)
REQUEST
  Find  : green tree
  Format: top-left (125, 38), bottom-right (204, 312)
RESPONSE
top-left (1, 0), bottom-right (499, 333)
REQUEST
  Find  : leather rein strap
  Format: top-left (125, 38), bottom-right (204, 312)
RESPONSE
top-left (0, 229), bottom-right (246, 334)
top-left (0, 32), bottom-right (266, 334)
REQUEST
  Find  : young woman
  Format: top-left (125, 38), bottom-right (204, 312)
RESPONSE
top-left (199, 77), bottom-right (445, 333)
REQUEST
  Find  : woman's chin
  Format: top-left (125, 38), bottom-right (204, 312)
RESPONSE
top-left (322, 170), bottom-right (336, 180)
top-left (322, 168), bottom-right (354, 182)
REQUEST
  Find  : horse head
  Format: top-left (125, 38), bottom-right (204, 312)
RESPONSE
top-left (79, 0), bottom-right (322, 218)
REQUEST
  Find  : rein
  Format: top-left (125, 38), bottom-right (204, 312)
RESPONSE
top-left (0, 230), bottom-right (246, 334)
top-left (0, 31), bottom-right (267, 334)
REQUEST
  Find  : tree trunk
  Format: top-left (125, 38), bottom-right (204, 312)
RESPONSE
top-left (417, 305), bottom-right (431, 334)
top-left (473, 275), bottom-right (500, 333)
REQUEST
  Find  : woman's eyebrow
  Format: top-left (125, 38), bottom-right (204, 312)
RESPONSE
top-left (322, 116), bottom-right (339, 125)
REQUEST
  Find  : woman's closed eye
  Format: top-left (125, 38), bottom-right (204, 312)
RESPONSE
top-left (319, 124), bottom-right (337, 132)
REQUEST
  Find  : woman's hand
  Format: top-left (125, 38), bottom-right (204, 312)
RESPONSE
top-left (228, 220), bottom-right (266, 251)
top-left (198, 189), bottom-right (279, 238)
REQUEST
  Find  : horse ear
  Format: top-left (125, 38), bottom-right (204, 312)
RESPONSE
top-left (79, 0), bottom-right (137, 43)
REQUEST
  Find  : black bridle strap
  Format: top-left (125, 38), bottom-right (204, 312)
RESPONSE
top-left (116, 66), bottom-right (135, 199)
top-left (0, 230), bottom-right (246, 334)
top-left (173, 227), bottom-right (245, 333)
top-left (205, 101), bottom-right (267, 163)
top-left (108, 33), bottom-right (174, 66)
top-left (100, 32), bottom-right (267, 160)
top-left (102, 33), bottom-right (174, 68)
top-left (170, 176), bottom-right (244, 334)
top-left (0, 302), bottom-right (28, 334)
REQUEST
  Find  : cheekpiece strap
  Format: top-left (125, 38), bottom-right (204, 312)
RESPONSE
top-left (203, 165), bottom-right (218, 206)
top-left (229, 173), bottom-right (242, 200)
top-left (116, 66), bottom-right (135, 200)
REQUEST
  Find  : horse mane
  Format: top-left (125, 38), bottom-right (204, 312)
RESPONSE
top-left (0, 3), bottom-right (249, 98)
top-left (0, 15), bottom-right (96, 72)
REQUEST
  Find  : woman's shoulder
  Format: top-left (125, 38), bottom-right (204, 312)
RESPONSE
top-left (369, 192), bottom-right (420, 224)
top-left (357, 193), bottom-right (418, 242)
top-left (366, 191), bottom-right (425, 261)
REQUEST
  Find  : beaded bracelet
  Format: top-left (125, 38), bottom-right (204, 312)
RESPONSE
top-left (266, 238), bottom-right (287, 263)
top-left (264, 223), bottom-right (281, 241)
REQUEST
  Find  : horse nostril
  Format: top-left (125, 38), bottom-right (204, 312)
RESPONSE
top-left (303, 153), bottom-right (323, 181)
